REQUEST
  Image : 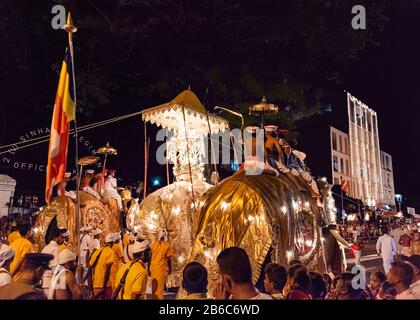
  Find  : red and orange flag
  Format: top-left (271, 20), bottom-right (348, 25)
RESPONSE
top-left (45, 49), bottom-right (75, 203)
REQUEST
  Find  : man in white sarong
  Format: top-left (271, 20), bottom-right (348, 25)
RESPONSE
top-left (376, 228), bottom-right (398, 274)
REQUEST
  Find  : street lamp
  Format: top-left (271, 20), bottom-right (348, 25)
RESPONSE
top-left (395, 194), bottom-right (403, 212)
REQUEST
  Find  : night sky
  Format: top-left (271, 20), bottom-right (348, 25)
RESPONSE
top-left (0, 1), bottom-right (419, 210)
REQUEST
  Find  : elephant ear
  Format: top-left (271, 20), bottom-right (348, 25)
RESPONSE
top-left (45, 216), bottom-right (58, 245)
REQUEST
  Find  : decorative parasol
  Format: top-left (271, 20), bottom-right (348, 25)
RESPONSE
top-left (249, 96), bottom-right (278, 127)
top-left (141, 89), bottom-right (229, 200)
top-left (141, 90), bottom-right (228, 136)
top-left (97, 142), bottom-right (117, 175)
top-left (78, 156), bottom-right (100, 166)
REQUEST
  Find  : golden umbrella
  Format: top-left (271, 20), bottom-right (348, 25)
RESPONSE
top-left (249, 96), bottom-right (278, 128)
top-left (97, 142), bottom-right (117, 174)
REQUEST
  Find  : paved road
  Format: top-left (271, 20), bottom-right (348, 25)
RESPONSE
top-left (345, 243), bottom-right (385, 282)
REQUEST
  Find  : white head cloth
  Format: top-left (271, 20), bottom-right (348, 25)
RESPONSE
top-left (0, 244), bottom-right (14, 268)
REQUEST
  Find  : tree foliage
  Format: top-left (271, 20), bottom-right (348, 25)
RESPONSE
top-left (0, 0), bottom-right (389, 136)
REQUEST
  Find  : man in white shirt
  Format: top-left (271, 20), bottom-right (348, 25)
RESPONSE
top-left (104, 170), bottom-right (123, 210)
top-left (390, 224), bottom-right (404, 254)
top-left (41, 229), bottom-right (65, 295)
top-left (77, 225), bottom-right (92, 284)
top-left (213, 247), bottom-right (272, 300)
top-left (376, 228), bottom-right (397, 274)
top-left (0, 244), bottom-right (14, 287)
top-left (388, 261), bottom-right (415, 299)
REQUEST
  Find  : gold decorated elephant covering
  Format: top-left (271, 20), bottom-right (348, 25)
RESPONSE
top-left (126, 180), bottom-right (212, 288)
top-left (34, 191), bottom-right (121, 251)
top-left (189, 170), bottom-right (325, 287)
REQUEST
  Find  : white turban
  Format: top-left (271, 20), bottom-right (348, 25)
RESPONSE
top-left (92, 228), bottom-right (103, 236)
top-left (131, 240), bottom-right (150, 255)
top-left (113, 233), bottom-right (121, 241)
top-left (91, 239), bottom-right (100, 250)
top-left (105, 233), bottom-right (115, 243)
top-left (58, 249), bottom-right (77, 265)
top-left (0, 244), bottom-right (15, 268)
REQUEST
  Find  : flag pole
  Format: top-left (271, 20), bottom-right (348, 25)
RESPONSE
top-left (64, 13), bottom-right (81, 252)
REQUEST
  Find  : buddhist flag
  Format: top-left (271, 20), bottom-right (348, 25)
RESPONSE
top-left (45, 49), bottom-right (75, 203)
top-left (341, 179), bottom-right (350, 195)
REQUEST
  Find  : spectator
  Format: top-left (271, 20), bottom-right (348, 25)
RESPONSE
top-left (286, 270), bottom-right (311, 300)
top-left (390, 223), bottom-right (403, 254)
top-left (309, 272), bottom-right (327, 299)
top-left (0, 244), bottom-right (15, 287)
top-left (369, 271), bottom-right (387, 299)
top-left (399, 228), bottom-right (412, 257)
top-left (213, 247), bottom-right (272, 300)
top-left (263, 263), bottom-right (287, 299)
top-left (288, 260), bottom-right (301, 267)
top-left (351, 239), bottom-right (363, 266)
top-left (180, 262), bottom-right (209, 300)
top-left (377, 281), bottom-right (397, 300)
top-left (411, 232), bottom-right (420, 256)
top-left (401, 255), bottom-right (420, 299)
top-left (323, 273), bottom-right (333, 293)
top-left (387, 262), bottom-right (414, 299)
top-left (334, 272), bottom-right (367, 300)
top-left (376, 227), bottom-right (397, 274)
top-left (282, 263), bottom-right (306, 297)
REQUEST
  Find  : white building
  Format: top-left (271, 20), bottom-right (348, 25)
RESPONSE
top-left (0, 174), bottom-right (16, 217)
top-left (347, 93), bottom-right (383, 206)
top-left (330, 126), bottom-right (351, 190)
top-left (380, 151), bottom-right (396, 207)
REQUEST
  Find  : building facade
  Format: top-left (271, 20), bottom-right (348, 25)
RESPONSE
top-left (0, 174), bottom-right (16, 217)
top-left (380, 151), bottom-right (396, 207)
top-left (347, 93), bottom-right (383, 206)
top-left (330, 126), bottom-right (351, 189)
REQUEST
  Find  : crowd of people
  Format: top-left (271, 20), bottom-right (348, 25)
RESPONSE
top-left (0, 216), bottom-right (419, 300)
top-left (0, 220), bottom-right (173, 300)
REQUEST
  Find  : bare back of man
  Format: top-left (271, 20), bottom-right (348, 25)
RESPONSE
top-left (53, 270), bottom-right (82, 300)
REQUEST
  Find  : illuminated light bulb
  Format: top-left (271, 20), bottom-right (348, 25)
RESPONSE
top-left (292, 201), bottom-right (298, 210)
top-left (304, 201), bottom-right (310, 208)
top-left (204, 250), bottom-right (212, 259)
top-left (172, 206), bottom-right (181, 215)
top-left (281, 206), bottom-right (287, 214)
top-left (221, 201), bottom-right (230, 210)
top-left (178, 255), bottom-right (185, 263)
top-left (321, 177), bottom-right (327, 182)
top-left (305, 240), bottom-right (313, 247)
top-left (247, 215), bottom-right (254, 222)
top-left (321, 237), bottom-right (325, 242)
top-left (150, 210), bottom-right (158, 219)
top-left (33, 227), bottom-right (39, 234)
top-left (286, 250), bottom-right (293, 261)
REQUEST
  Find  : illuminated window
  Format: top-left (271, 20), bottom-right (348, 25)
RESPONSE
top-left (333, 156), bottom-right (339, 172)
top-left (332, 132), bottom-right (337, 150)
